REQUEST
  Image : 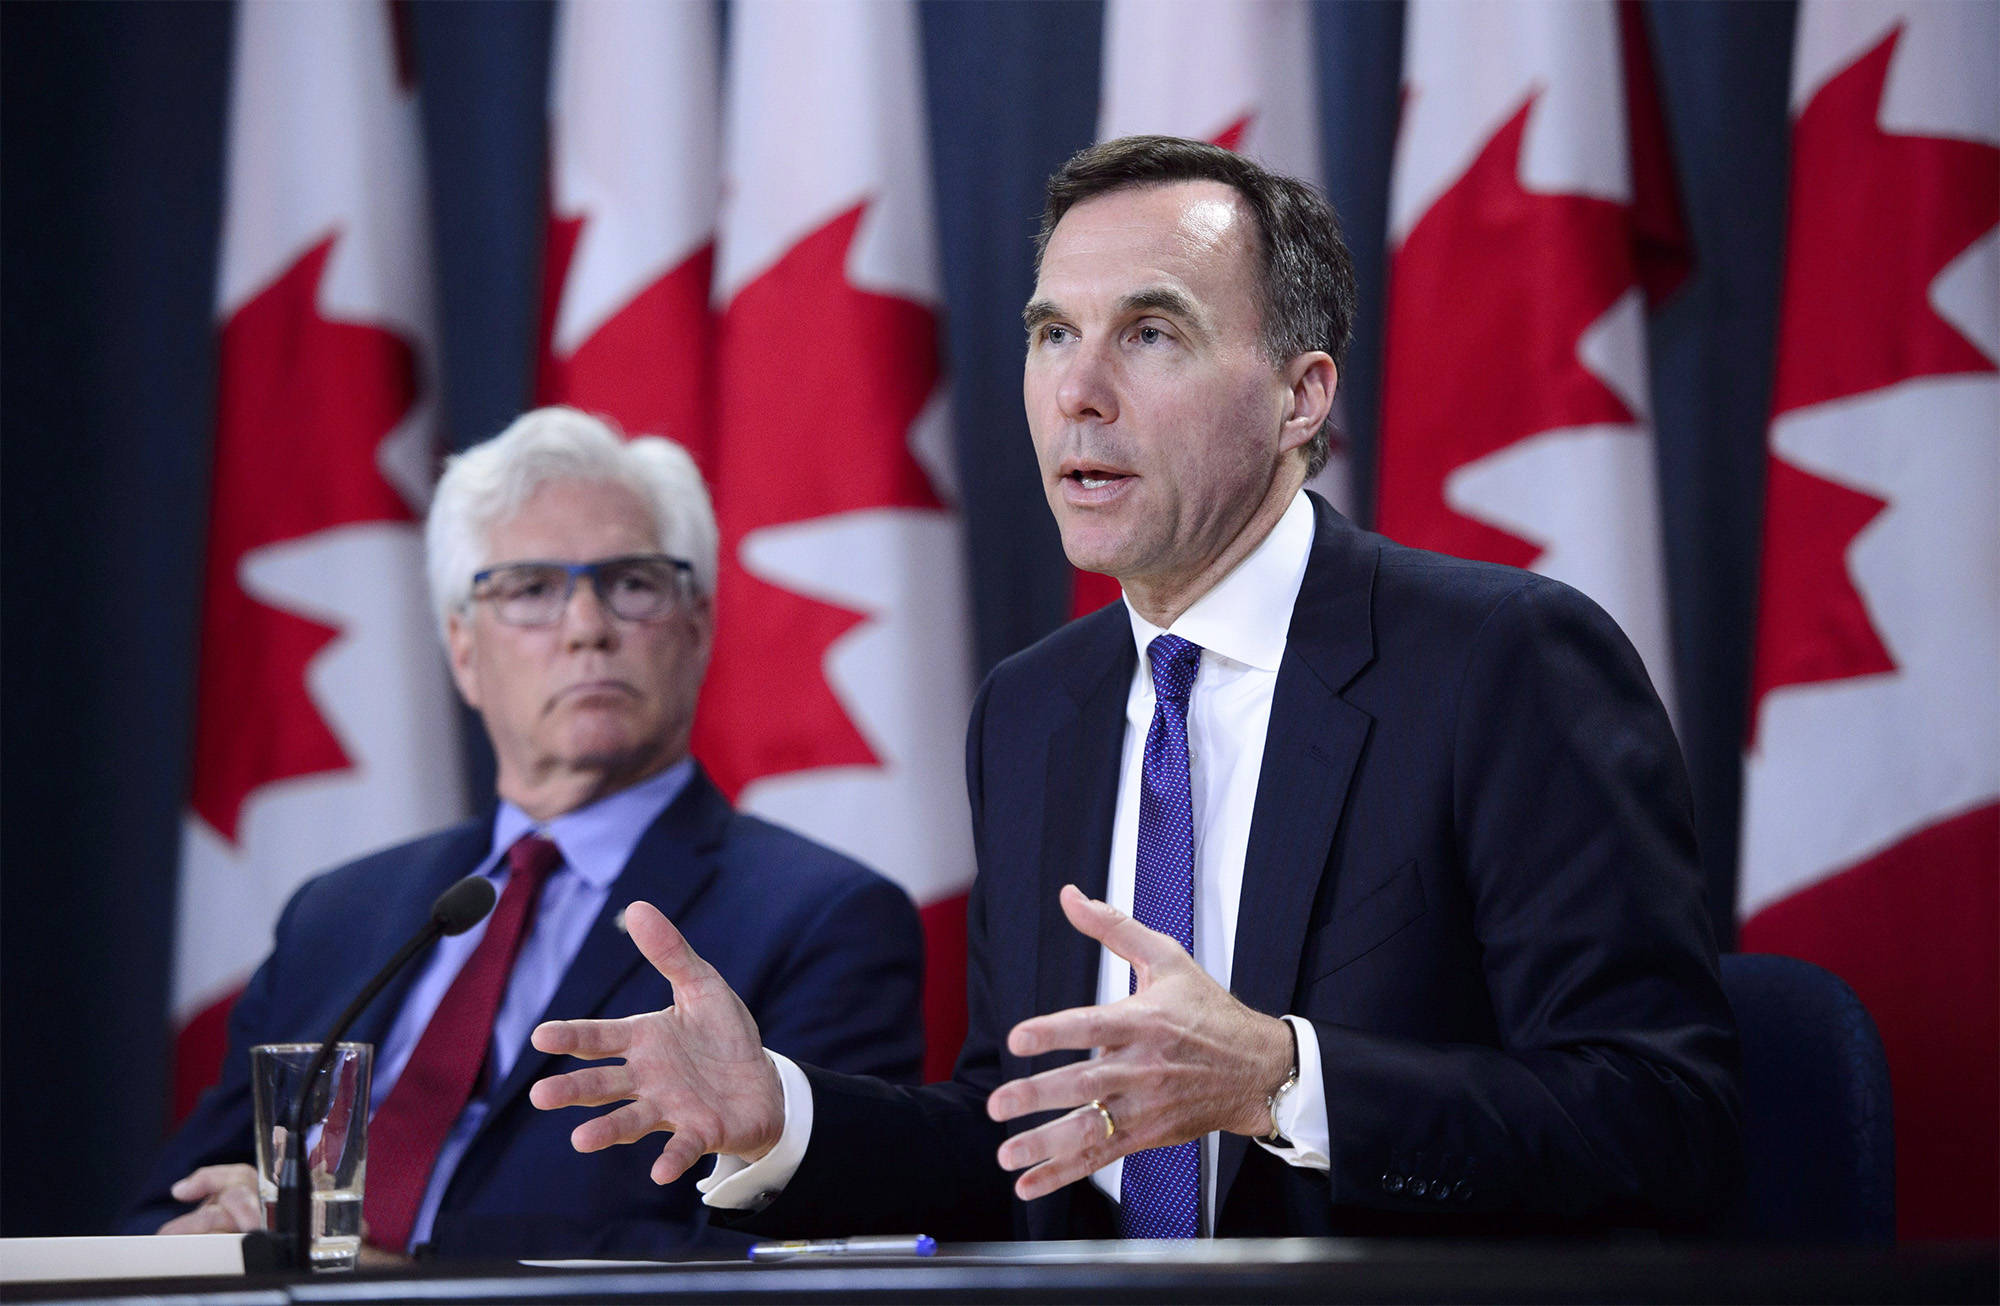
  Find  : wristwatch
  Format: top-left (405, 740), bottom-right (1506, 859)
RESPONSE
top-left (1262, 1018), bottom-right (1301, 1144)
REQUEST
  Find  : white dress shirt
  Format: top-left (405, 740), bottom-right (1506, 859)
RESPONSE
top-left (1092, 489), bottom-right (1331, 1234)
top-left (705, 492), bottom-right (1329, 1228)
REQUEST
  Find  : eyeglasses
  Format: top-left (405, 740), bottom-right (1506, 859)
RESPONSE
top-left (469, 554), bottom-right (694, 627)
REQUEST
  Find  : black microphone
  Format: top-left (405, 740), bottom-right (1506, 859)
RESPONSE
top-left (262, 875), bottom-right (497, 1271)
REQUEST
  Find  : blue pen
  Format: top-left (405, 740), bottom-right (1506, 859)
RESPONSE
top-left (748, 1235), bottom-right (937, 1261)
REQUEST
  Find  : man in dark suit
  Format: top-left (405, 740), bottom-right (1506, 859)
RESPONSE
top-left (124, 407), bottom-right (924, 1259)
top-left (529, 136), bottom-right (1739, 1240)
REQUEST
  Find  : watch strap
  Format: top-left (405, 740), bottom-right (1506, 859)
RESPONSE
top-left (1262, 1018), bottom-right (1302, 1144)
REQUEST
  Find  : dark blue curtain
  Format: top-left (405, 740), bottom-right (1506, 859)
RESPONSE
top-left (0, 0), bottom-right (1792, 1235)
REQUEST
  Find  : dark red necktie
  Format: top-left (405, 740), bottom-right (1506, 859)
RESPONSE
top-left (364, 833), bottom-right (561, 1251)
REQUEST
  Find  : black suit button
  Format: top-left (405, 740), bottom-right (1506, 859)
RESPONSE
top-left (1409, 1179), bottom-right (1429, 1198)
top-left (1451, 1180), bottom-right (1473, 1201)
top-left (1383, 1174), bottom-right (1405, 1194)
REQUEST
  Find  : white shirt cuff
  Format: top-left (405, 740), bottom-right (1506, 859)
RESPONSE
top-left (695, 1050), bottom-right (814, 1209)
top-left (1253, 1015), bottom-right (1330, 1171)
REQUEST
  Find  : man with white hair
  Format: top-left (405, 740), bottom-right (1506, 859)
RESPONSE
top-left (123, 407), bottom-right (925, 1260)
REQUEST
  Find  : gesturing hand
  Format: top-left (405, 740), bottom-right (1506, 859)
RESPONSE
top-left (529, 900), bottom-right (785, 1186)
top-left (158, 1164), bottom-right (262, 1234)
top-left (985, 885), bottom-right (1294, 1202)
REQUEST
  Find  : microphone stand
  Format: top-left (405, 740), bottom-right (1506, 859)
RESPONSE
top-left (250, 876), bottom-right (496, 1271)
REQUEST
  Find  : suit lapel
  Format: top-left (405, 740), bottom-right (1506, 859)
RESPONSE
top-left (341, 820), bottom-right (493, 1046)
top-left (1025, 610), bottom-right (1133, 1243)
top-left (1214, 498), bottom-right (1378, 1221)
top-left (480, 770), bottom-right (729, 1118)
top-left (1034, 610), bottom-right (1137, 1030)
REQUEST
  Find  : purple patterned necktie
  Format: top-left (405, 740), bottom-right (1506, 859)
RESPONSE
top-left (1121, 633), bottom-right (1202, 1239)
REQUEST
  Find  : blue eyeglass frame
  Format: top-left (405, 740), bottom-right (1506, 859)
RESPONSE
top-left (469, 554), bottom-right (694, 620)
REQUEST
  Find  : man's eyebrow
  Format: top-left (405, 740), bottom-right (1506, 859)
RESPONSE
top-left (1022, 288), bottom-right (1208, 335)
top-left (1115, 286), bottom-right (1205, 329)
top-left (1022, 298), bottom-right (1061, 333)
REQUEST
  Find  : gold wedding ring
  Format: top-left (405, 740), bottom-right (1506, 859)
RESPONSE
top-left (1088, 1098), bottom-right (1117, 1140)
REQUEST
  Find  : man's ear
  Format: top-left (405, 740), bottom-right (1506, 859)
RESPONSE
top-left (1280, 351), bottom-right (1337, 455)
top-left (687, 593), bottom-right (716, 675)
top-left (446, 610), bottom-right (482, 709)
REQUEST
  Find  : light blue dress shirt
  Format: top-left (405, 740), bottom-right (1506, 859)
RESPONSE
top-left (367, 759), bottom-right (693, 1249)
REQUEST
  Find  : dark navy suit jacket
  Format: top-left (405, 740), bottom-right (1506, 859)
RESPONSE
top-left (124, 767), bottom-right (925, 1259)
top-left (736, 497), bottom-right (1740, 1241)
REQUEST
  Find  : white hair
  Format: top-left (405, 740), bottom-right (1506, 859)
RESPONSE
top-left (424, 406), bottom-right (718, 640)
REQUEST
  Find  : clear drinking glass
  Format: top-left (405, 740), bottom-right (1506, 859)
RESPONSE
top-left (250, 1042), bottom-right (371, 1271)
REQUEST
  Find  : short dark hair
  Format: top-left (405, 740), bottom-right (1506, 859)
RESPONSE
top-left (1036, 135), bottom-right (1356, 478)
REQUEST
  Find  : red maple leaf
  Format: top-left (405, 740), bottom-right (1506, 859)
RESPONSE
top-left (1211, 113), bottom-right (1252, 154)
top-left (1376, 96), bottom-right (1638, 567)
top-left (536, 210), bottom-right (717, 465)
top-left (1768, 28), bottom-right (1998, 419)
top-left (693, 202), bottom-right (945, 799)
top-left (1748, 26), bottom-right (1999, 723)
top-left (191, 234), bottom-right (420, 842)
top-left (1748, 457), bottom-right (1897, 726)
top-left (1069, 112), bottom-right (1257, 619)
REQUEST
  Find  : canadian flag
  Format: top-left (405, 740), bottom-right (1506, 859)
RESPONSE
top-left (1377, 0), bottom-right (1687, 715)
top-left (537, 0), bottom-right (717, 461)
top-left (1076, 0), bottom-right (1347, 616)
top-left (696, 0), bottom-right (976, 1082)
top-left (1739, 0), bottom-right (1998, 1240)
top-left (173, 1), bottom-right (465, 1116)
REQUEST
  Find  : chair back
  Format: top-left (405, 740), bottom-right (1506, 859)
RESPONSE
top-left (1710, 952), bottom-right (1895, 1243)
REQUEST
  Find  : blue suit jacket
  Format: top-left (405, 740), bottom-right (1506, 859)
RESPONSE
top-left (124, 767), bottom-right (925, 1258)
top-left (737, 498), bottom-right (1740, 1241)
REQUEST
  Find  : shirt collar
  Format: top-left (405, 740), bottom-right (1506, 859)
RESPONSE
top-left (1124, 490), bottom-right (1315, 673)
top-left (489, 758), bottom-right (695, 890)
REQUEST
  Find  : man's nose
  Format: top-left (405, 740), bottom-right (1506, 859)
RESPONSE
top-left (1056, 342), bottom-right (1118, 424)
top-left (560, 575), bottom-right (617, 647)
